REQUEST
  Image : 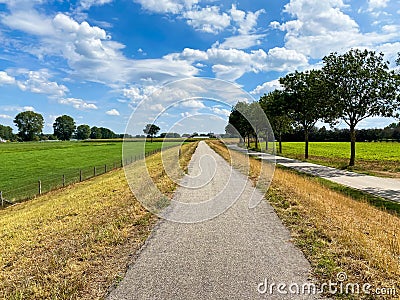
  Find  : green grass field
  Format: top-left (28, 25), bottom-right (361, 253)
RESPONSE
top-left (277, 141), bottom-right (400, 176)
top-left (0, 140), bottom-right (181, 202)
top-left (250, 141), bottom-right (400, 176)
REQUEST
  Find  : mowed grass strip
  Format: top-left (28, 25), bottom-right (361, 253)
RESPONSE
top-left (0, 141), bottom-right (181, 201)
top-left (207, 140), bottom-right (400, 299)
top-left (0, 142), bottom-right (198, 300)
top-left (278, 141), bottom-right (400, 177)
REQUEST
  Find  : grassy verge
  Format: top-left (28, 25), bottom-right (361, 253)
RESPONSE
top-left (207, 140), bottom-right (400, 299)
top-left (0, 142), bottom-right (198, 299)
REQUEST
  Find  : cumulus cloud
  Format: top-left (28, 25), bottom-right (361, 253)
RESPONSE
top-left (181, 99), bottom-right (205, 109)
top-left (106, 108), bottom-right (120, 116)
top-left (133, 0), bottom-right (198, 14)
top-left (183, 6), bottom-right (231, 34)
top-left (229, 4), bottom-right (265, 35)
top-left (0, 71), bottom-right (16, 85)
top-left (0, 114), bottom-right (12, 119)
top-left (270, 0), bottom-right (400, 59)
top-left (250, 79), bottom-right (283, 95)
top-left (58, 97), bottom-right (98, 110)
top-left (78, 0), bottom-right (113, 10)
top-left (16, 70), bottom-right (69, 97)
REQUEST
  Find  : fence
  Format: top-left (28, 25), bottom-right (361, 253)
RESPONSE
top-left (0, 147), bottom-right (174, 208)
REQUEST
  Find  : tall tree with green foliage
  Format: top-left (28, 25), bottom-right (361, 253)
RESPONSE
top-left (280, 69), bottom-right (328, 159)
top-left (260, 90), bottom-right (293, 154)
top-left (14, 111), bottom-right (44, 141)
top-left (90, 126), bottom-right (102, 139)
top-left (75, 124), bottom-right (91, 140)
top-left (323, 49), bottom-right (399, 166)
top-left (53, 115), bottom-right (76, 141)
top-left (226, 102), bottom-right (253, 148)
top-left (0, 124), bottom-right (14, 141)
top-left (143, 124), bottom-right (160, 143)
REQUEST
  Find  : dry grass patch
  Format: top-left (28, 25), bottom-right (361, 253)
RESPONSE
top-left (207, 140), bottom-right (400, 299)
top-left (0, 142), bottom-right (198, 299)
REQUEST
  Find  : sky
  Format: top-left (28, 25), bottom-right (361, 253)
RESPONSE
top-left (0, 0), bottom-right (399, 135)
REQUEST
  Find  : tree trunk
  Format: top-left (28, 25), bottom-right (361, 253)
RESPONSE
top-left (265, 133), bottom-right (268, 152)
top-left (279, 133), bottom-right (282, 154)
top-left (247, 134), bottom-right (250, 148)
top-left (255, 134), bottom-right (258, 149)
top-left (304, 130), bottom-right (309, 159)
top-left (349, 126), bottom-right (356, 166)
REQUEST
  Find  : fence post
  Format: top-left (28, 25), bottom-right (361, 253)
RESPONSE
top-left (62, 174), bottom-right (65, 187)
top-left (94, 166), bottom-right (96, 177)
top-left (105, 164), bottom-right (107, 173)
top-left (38, 180), bottom-right (42, 195)
top-left (1, 191), bottom-right (3, 207)
top-left (179, 148), bottom-right (181, 158)
top-left (80, 170), bottom-right (83, 182)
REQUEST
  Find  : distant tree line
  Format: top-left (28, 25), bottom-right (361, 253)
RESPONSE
top-left (0, 111), bottom-right (120, 142)
top-left (227, 49), bottom-right (400, 166)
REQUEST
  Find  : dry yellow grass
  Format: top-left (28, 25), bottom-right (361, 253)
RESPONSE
top-left (0, 142), bottom-right (198, 299)
top-left (207, 140), bottom-right (400, 299)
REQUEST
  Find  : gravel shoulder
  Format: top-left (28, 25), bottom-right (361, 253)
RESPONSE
top-left (108, 141), bottom-right (319, 299)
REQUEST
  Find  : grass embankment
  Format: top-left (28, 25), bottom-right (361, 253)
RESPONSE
top-left (207, 140), bottom-right (400, 299)
top-left (0, 142), bottom-right (198, 299)
top-left (258, 141), bottom-right (400, 178)
top-left (0, 141), bottom-right (181, 202)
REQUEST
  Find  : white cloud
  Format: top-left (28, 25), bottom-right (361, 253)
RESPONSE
top-left (106, 108), bottom-right (120, 116)
top-left (211, 107), bottom-right (230, 117)
top-left (250, 79), bottom-right (283, 95)
top-left (218, 34), bottom-right (265, 50)
top-left (0, 71), bottom-right (16, 85)
top-left (368, 0), bottom-right (389, 11)
top-left (0, 114), bottom-right (12, 119)
top-left (133, 0), bottom-right (198, 14)
top-left (16, 70), bottom-right (69, 97)
top-left (181, 99), bottom-right (205, 108)
top-left (78, 0), bottom-right (113, 10)
top-left (229, 4), bottom-right (265, 35)
top-left (183, 6), bottom-right (231, 34)
top-left (271, 0), bottom-right (400, 59)
top-left (58, 98), bottom-right (98, 110)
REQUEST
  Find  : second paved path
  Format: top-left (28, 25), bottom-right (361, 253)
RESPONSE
top-left (108, 141), bottom-right (318, 299)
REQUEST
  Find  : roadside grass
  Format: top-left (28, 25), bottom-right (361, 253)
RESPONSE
top-left (0, 142), bottom-right (198, 299)
top-left (253, 141), bottom-right (400, 178)
top-left (0, 141), bottom-right (181, 202)
top-left (207, 140), bottom-right (400, 299)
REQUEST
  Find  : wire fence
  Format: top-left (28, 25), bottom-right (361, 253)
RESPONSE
top-left (0, 147), bottom-right (173, 208)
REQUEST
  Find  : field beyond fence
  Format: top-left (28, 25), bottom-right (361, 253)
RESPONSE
top-left (0, 140), bottom-right (182, 205)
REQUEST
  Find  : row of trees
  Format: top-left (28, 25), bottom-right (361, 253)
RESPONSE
top-left (227, 49), bottom-right (400, 166)
top-left (1, 111), bottom-right (118, 141)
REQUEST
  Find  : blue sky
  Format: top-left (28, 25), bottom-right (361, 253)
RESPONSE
top-left (0, 0), bottom-right (399, 135)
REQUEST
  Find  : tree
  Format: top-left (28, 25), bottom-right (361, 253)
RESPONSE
top-left (226, 102), bottom-right (253, 148)
top-left (143, 124), bottom-right (160, 142)
top-left (260, 90), bottom-right (293, 154)
top-left (100, 127), bottom-right (116, 139)
top-left (76, 124), bottom-right (91, 140)
top-left (0, 124), bottom-right (14, 141)
top-left (90, 126), bottom-right (102, 139)
top-left (323, 49), bottom-right (399, 166)
top-left (53, 115), bottom-right (76, 141)
top-left (14, 111), bottom-right (44, 141)
top-left (280, 70), bottom-right (329, 159)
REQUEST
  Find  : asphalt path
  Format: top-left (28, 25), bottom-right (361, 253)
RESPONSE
top-left (108, 141), bottom-right (319, 299)
top-left (229, 145), bottom-right (400, 203)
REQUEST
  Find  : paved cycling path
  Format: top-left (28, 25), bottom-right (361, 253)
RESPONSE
top-left (108, 141), bottom-right (318, 299)
top-left (229, 145), bottom-right (400, 203)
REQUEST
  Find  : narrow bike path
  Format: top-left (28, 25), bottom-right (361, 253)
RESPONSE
top-left (229, 145), bottom-right (400, 203)
top-left (108, 141), bottom-right (318, 299)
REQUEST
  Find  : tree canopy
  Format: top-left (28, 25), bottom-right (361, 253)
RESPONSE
top-left (14, 111), bottom-right (44, 141)
top-left (53, 115), bottom-right (76, 141)
top-left (323, 48), bottom-right (399, 165)
top-left (143, 124), bottom-right (160, 142)
top-left (76, 124), bottom-right (91, 140)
